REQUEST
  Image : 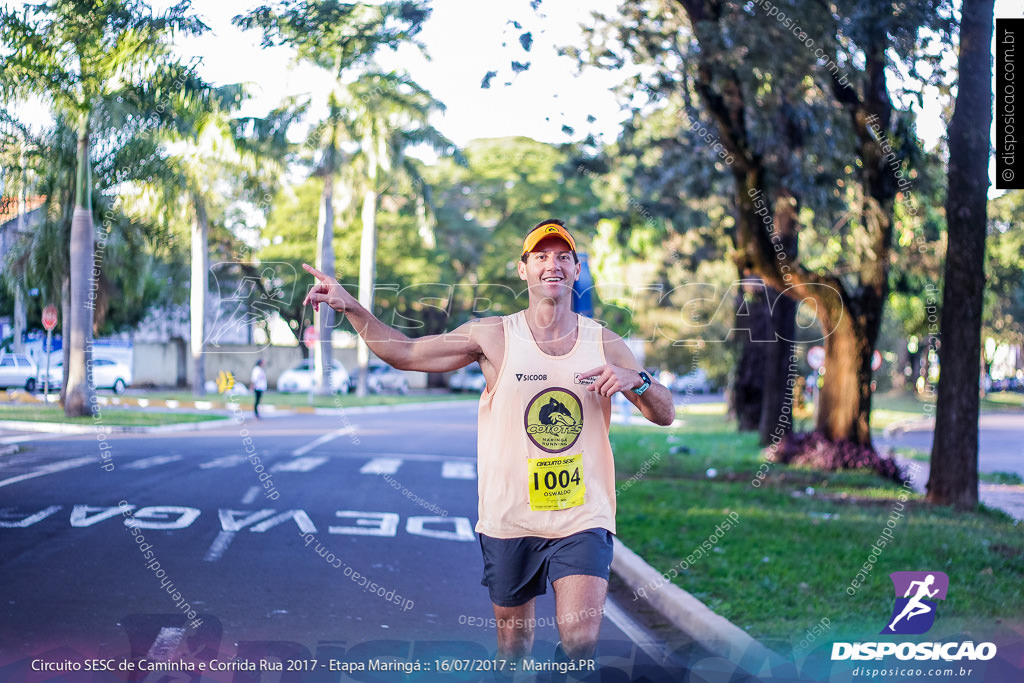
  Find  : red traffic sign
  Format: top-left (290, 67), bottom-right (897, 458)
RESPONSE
top-left (807, 345), bottom-right (826, 370)
top-left (303, 325), bottom-right (318, 349)
top-left (42, 304), bottom-right (58, 331)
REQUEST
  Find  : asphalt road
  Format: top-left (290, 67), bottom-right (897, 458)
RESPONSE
top-left (877, 412), bottom-right (1024, 478)
top-left (0, 402), bottom-right (688, 682)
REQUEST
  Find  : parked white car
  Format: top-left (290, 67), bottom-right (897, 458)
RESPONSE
top-left (49, 357), bottom-right (133, 393)
top-left (277, 359), bottom-right (352, 394)
top-left (0, 353), bottom-right (43, 391)
top-left (365, 365), bottom-right (409, 394)
top-left (671, 368), bottom-right (712, 394)
top-left (449, 363), bottom-right (487, 393)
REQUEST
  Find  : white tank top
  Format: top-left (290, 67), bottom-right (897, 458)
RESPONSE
top-left (475, 311), bottom-right (616, 539)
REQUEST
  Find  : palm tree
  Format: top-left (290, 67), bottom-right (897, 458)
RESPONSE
top-left (0, 0), bottom-right (209, 416)
top-left (119, 89), bottom-right (300, 395)
top-left (343, 71), bottom-right (458, 395)
top-left (235, 0), bottom-right (430, 395)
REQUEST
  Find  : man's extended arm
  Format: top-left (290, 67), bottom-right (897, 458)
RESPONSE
top-left (578, 330), bottom-right (675, 426)
top-left (302, 264), bottom-right (483, 373)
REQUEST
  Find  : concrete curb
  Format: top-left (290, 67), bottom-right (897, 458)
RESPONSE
top-left (0, 418), bottom-right (231, 435)
top-left (882, 416), bottom-right (935, 438)
top-left (610, 537), bottom-right (786, 678)
top-left (0, 399), bottom-right (472, 435)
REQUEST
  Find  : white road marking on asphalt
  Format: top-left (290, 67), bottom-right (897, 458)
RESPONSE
top-left (70, 505), bottom-right (131, 527)
top-left (206, 509), bottom-right (321, 561)
top-left (330, 510), bottom-right (400, 536)
top-left (250, 510), bottom-right (316, 532)
top-left (200, 454), bottom-right (248, 469)
top-left (358, 452), bottom-right (474, 463)
top-left (441, 461), bottom-right (476, 479)
top-left (241, 486), bottom-right (261, 504)
top-left (204, 531), bottom-right (237, 562)
top-left (124, 454), bottom-right (184, 470)
top-left (360, 458), bottom-right (403, 474)
top-left (272, 456), bottom-right (328, 472)
top-left (0, 455), bottom-right (96, 489)
top-left (603, 598), bottom-right (678, 666)
top-left (291, 425), bottom-right (355, 457)
top-left (405, 516), bottom-right (476, 541)
top-left (146, 626), bottom-right (186, 661)
top-left (0, 505), bottom-right (63, 528)
top-left (0, 432), bottom-right (76, 446)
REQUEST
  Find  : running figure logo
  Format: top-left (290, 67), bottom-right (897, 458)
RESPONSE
top-left (881, 571), bottom-right (949, 635)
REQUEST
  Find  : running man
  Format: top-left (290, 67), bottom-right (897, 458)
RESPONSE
top-left (303, 219), bottom-right (675, 662)
top-left (888, 574), bottom-right (939, 631)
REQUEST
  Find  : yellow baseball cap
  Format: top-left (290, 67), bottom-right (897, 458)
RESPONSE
top-left (522, 221), bottom-right (577, 256)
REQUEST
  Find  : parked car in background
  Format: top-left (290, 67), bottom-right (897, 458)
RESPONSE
top-left (365, 365), bottom-right (409, 394)
top-left (47, 357), bottom-right (132, 393)
top-left (449, 362), bottom-right (487, 393)
top-left (0, 353), bottom-right (43, 392)
top-left (277, 359), bottom-right (352, 394)
top-left (671, 368), bottom-right (712, 394)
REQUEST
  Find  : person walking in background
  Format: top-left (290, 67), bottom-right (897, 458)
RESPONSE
top-left (251, 359), bottom-right (267, 419)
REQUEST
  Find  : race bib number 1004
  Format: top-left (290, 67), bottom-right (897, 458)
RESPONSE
top-left (528, 453), bottom-right (585, 511)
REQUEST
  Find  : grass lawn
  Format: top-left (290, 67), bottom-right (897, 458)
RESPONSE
top-left (0, 404), bottom-right (223, 426)
top-left (609, 400), bottom-right (1024, 649)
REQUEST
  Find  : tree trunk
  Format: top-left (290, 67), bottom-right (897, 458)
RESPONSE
top-left (356, 188), bottom-right (378, 398)
top-left (13, 288), bottom-right (26, 354)
top-left (315, 166), bottom-right (336, 396)
top-left (13, 184), bottom-right (27, 354)
top-left (817, 313), bottom-right (874, 445)
top-left (730, 281), bottom-right (771, 430)
top-left (60, 277), bottom-right (70, 406)
top-left (758, 191), bottom-right (799, 446)
top-left (927, 0), bottom-right (993, 508)
top-left (190, 195), bottom-right (209, 396)
top-left (64, 122), bottom-right (95, 418)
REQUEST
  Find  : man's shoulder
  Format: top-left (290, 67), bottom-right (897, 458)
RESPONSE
top-left (460, 315), bottom-right (507, 333)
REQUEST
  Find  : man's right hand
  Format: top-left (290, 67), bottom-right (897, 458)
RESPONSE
top-left (302, 263), bottom-right (358, 314)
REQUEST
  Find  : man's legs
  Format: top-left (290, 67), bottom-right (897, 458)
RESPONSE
top-left (492, 598), bottom-right (536, 661)
top-left (551, 574), bottom-right (607, 659)
top-left (254, 390), bottom-right (262, 419)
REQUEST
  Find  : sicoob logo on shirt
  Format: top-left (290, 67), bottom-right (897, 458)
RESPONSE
top-left (524, 388), bottom-right (583, 453)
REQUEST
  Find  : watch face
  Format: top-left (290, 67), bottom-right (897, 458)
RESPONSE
top-left (634, 371), bottom-right (651, 395)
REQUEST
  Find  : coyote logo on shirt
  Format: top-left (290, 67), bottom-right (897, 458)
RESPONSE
top-left (525, 389), bottom-right (583, 452)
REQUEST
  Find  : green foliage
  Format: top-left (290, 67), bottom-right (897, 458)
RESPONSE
top-left (985, 191), bottom-right (1024, 345)
top-left (234, 1), bottom-right (430, 77)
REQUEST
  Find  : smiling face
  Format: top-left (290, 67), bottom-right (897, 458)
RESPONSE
top-left (518, 236), bottom-right (581, 300)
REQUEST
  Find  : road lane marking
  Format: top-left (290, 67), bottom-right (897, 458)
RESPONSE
top-left (124, 454), bottom-right (184, 470)
top-left (442, 461), bottom-right (477, 479)
top-left (146, 627), bottom-right (186, 661)
top-left (0, 505), bottom-right (62, 528)
top-left (200, 455), bottom-right (248, 469)
top-left (0, 455), bottom-right (96, 489)
top-left (204, 531), bottom-right (237, 562)
top-left (241, 486), bottom-right (261, 504)
top-left (71, 505), bottom-right (131, 527)
top-left (292, 426), bottom-right (355, 457)
top-left (272, 456), bottom-right (328, 472)
top-left (360, 458), bottom-right (403, 474)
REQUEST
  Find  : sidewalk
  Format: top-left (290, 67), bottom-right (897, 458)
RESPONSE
top-left (898, 455), bottom-right (1024, 522)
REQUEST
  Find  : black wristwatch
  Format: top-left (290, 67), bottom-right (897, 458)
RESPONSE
top-left (632, 371), bottom-right (652, 396)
